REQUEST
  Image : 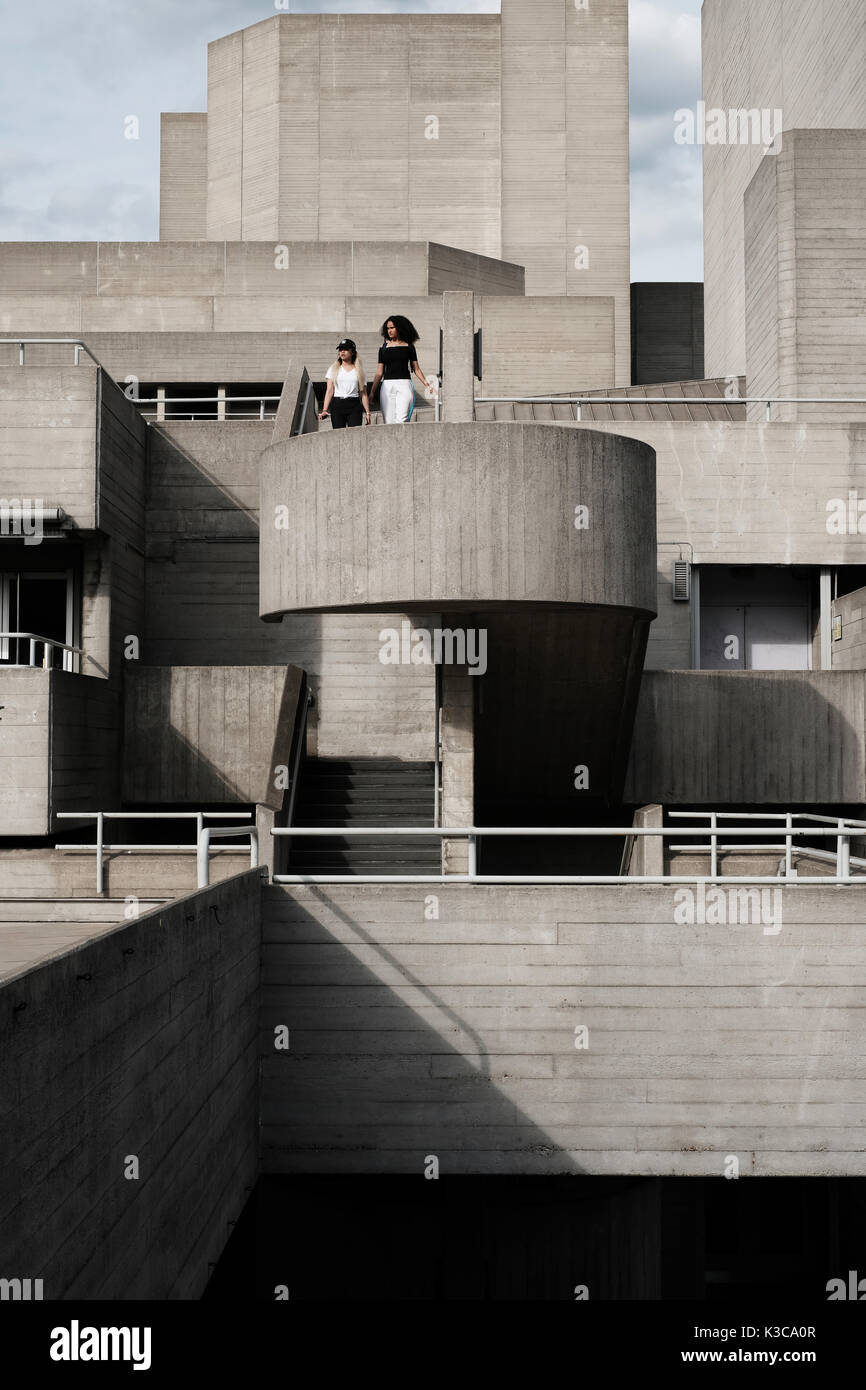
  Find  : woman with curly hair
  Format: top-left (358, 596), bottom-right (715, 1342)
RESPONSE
top-left (368, 315), bottom-right (437, 424)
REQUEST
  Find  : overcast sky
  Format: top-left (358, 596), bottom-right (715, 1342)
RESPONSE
top-left (0, 0), bottom-right (703, 280)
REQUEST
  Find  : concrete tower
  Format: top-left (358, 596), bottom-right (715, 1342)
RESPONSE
top-left (500, 0), bottom-right (630, 306)
top-left (702, 0), bottom-right (866, 378)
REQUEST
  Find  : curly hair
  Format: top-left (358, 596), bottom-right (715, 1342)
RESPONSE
top-left (380, 314), bottom-right (420, 345)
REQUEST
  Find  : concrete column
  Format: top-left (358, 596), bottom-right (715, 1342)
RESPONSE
top-left (442, 291), bottom-right (475, 423)
top-left (440, 659), bottom-right (475, 875)
top-left (256, 804), bottom-right (276, 879)
top-left (630, 804), bottom-right (664, 878)
top-left (217, 386), bottom-right (227, 422)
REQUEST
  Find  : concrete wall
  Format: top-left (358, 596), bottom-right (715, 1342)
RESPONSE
top-left (97, 373), bottom-right (148, 680)
top-left (0, 670), bottom-right (120, 836)
top-left (0, 367), bottom-right (97, 529)
top-left (261, 881), bottom-right (866, 1176)
top-left (478, 295), bottom-right (616, 396)
top-left (630, 284), bottom-right (704, 386)
top-left (0, 670), bottom-right (50, 835)
top-left (0, 240), bottom-right (523, 330)
top-left (260, 424), bottom-right (657, 616)
top-left (159, 114), bottom-right (208, 241)
top-left (558, 418), bottom-right (866, 669)
top-left (625, 669), bottom-right (866, 804)
top-left (744, 130), bottom-right (866, 423)
top-left (144, 422), bottom-right (435, 761)
top-left (122, 665), bottom-right (304, 806)
top-left (51, 671), bottom-right (122, 823)
top-left (702, 0), bottom-right (866, 377)
top-left (205, 15), bottom-right (502, 257)
top-left (0, 848), bottom-right (250, 901)
top-left (831, 586), bottom-right (866, 671)
top-left (500, 0), bottom-right (630, 382)
top-left (0, 871), bottom-right (261, 1298)
top-left (0, 302), bottom-right (610, 401)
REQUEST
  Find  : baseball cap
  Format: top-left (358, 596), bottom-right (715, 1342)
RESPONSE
top-left (336, 339), bottom-right (357, 351)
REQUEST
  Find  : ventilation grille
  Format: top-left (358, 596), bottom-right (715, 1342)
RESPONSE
top-left (672, 560), bottom-right (691, 602)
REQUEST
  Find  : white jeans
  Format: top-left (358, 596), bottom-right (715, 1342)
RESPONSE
top-left (380, 378), bottom-right (415, 423)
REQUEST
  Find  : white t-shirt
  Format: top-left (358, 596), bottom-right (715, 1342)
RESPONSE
top-left (328, 364), bottom-right (360, 399)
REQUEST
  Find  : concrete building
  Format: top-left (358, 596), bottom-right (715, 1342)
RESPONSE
top-left (2, 1), bottom-right (866, 1302)
top-left (702, 0), bottom-right (866, 378)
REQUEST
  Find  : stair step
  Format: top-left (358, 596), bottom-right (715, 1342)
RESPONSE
top-left (291, 757), bottom-right (436, 873)
top-left (296, 812), bottom-right (434, 825)
top-left (300, 767), bottom-right (433, 778)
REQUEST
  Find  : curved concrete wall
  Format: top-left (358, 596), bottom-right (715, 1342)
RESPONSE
top-left (260, 424), bottom-right (657, 617)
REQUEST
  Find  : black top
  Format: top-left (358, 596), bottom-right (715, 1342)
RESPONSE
top-left (378, 344), bottom-right (415, 380)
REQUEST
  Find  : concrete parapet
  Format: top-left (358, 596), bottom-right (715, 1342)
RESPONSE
top-left (259, 423), bottom-right (657, 617)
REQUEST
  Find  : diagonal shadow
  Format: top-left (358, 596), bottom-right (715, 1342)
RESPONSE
top-left (260, 885), bottom-right (593, 1178)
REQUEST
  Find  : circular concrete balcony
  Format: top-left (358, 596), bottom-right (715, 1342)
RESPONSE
top-left (259, 423), bottom-right (657, 618)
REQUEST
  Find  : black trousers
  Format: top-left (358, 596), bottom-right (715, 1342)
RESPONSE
top-left (330, 396), bottom-right (363, 429)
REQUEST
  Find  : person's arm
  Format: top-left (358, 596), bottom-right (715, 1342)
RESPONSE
top-left (411, 359), bottom-right (435, 392)
top-left (360, 384), bottom-right (371, 423)
top-left (318, 378), bottom-right (335, 419)
top-left (370, 363), bottom-right (384, 399)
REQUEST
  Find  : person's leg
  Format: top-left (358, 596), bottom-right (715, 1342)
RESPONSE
top-left (380, 380), bottom-right (395, 424)
top-left (330, 398), bottom-right (349, 429)
top-left (345, 398), bottom-right (363, 428)
top-left (392, 380), bottom-right (413, 423)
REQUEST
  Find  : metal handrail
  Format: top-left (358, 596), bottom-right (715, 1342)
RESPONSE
top-left (197, 824), bottom-right (259, 888)
top-left (271, 822), bottom-right (864, 885)
top-left (0, 338), bottom-right (109, 371)
top-left (56, 810), bottom-right (254, 894)
top-left (138, 394), bottom-right (281, 423)
top-left (474, 395), bottom-right (866, 423)
top-left (1, 632), bottom-right (85, 671)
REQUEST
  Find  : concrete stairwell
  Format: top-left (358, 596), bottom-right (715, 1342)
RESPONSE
top-left (288, 758), bottom-right (439, 875)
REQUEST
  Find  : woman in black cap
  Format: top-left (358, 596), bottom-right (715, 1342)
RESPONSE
top-left (368, 315), bottom-right (436, 424)
top-left (318, 339), bottom-right (371, 429)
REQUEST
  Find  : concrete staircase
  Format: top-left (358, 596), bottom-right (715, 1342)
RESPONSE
top-left (288, 758), bottom-right (439, 875)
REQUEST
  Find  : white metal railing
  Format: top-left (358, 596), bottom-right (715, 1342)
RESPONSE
top-left (271, 821), bottom-right (866, 884)
top-left (56, 811), bottom-right (255, 894)
top-left (136, 395), bottom-right (282, 422)
top-left (474, 395), bottom-right (866, 422)
top-left (0, 338), bottom-right (107, 370)
top-left (668, 811), bottom-right (866, 881)
top-left (197, 823), bottom-right (259, 888)
top-left (0, 632), bottom-right (84, 672)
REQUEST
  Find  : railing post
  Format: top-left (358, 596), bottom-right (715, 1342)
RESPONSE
top-left (838, 821), bottom-right (851, 884)
top-left (96, 812), bottom-right (104, 895)
top-left (250, 829), bottom-right (259, 870)
top-left (576, 400), bottom-right (583, 422)
top-left (259, 399), bottom-right (265, 421)
top-left (197, 827), bottom-right (211, 889)
top-left (74, 344), bottom-right (82, 367)
top-left (467, 832), bottom-right (477, 881)
top-left (29, 638), bottom-right (36, 667)
top-left (710, 812), bottom-right (718, 880)
top-left (785, 812), bottom-right (794, 878)
top-left (18, 342), bottom-right (25, 367)
top-left (765, 400), bottom-right (772, 423)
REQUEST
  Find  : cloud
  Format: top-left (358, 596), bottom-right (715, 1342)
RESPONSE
top-left (628, 0), bottom-right (703, 278)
